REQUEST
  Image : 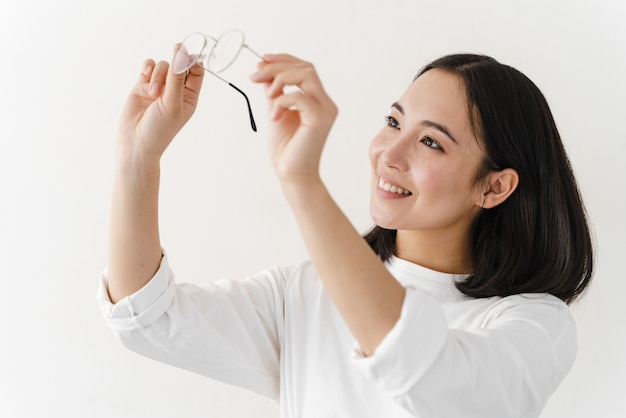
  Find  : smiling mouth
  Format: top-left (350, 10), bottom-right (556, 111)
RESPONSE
top-left (378, 177), bottom-right (412, 195)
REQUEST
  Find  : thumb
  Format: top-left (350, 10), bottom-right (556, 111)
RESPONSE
top-left (162, 46), bottom-right (188, 104)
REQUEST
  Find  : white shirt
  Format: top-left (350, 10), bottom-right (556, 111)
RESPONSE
top-left (97, 253), bottom-right (577, 417)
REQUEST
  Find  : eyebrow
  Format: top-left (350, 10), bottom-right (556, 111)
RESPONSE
top-left (391, 102), bottom-right (459, 144)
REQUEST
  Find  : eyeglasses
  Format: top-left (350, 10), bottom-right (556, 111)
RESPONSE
top-left (173, 29), bottom-right (263, 132)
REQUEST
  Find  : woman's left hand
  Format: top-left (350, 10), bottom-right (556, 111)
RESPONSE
top-left (250, 54), bottom-right (338, 184)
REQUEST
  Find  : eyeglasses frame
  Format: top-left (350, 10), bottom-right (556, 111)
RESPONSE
top-left (174, 29), bottom-right (263, 132)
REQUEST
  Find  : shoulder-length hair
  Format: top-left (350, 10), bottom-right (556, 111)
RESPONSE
top-left (364, 54), bottom-right (593, 304)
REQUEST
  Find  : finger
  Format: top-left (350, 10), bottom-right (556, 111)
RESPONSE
top-left (251, 60), bottom-right (311, 82)
top-left (139, 59), bottom-right (156, 83)
top-left (181, 62), bottom-right (205, 97)
top-left (269, 91), bottom-right (317, 121)
top-left (253, 61), bottom-right (324, 98)
top-left (149, 60), bottom-right (169, 97)
top-left (250, 56), bottom-right (312, 83)
top-left (262, 53), bottom-right (305, 64)
top-left (161, 46), bottom-right (191, 103)
top-left (266, 67), bottom-right (325, 102)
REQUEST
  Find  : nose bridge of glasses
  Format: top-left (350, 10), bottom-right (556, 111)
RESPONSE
top-left (207, 30), bottom-right (244, 73)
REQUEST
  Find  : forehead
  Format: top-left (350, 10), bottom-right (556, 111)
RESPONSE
top-left (396, 69), bottom-right (474, 139)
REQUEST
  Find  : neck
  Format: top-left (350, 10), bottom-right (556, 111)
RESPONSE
top-left (395, 229), bottom-right (473, 274)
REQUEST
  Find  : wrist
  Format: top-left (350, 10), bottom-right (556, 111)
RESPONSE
top-left (279, 175), bottom-right (328, 207)
top-left (114, 143), bottom-right (161, 179)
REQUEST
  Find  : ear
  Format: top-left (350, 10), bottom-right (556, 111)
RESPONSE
top-left (480, 168), bottom-right (519, 209)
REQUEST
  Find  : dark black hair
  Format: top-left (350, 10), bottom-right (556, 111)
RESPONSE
top-left (364, 54), bottom-right (593, 304)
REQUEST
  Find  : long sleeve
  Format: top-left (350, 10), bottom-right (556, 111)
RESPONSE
top-left (351, 286), bottom-right (577, 418)
top-left (98, 254), bottom-right (577, 417)
top-left (97, 252), bottom-right (288, 399)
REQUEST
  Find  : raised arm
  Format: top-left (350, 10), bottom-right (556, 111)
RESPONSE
top-left (250, 54), bottom-right (405, 356)
top-left (107, 56), bottom-right (204, 303)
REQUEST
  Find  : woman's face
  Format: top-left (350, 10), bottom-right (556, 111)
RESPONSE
top-left (368, 69), bottom-right (487, 238)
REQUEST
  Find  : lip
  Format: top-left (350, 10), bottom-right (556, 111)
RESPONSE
top-left (376, 175), bottom-right (412, 197)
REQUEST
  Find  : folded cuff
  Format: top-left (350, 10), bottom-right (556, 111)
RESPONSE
top-left (97, 252), bottom-right (174, 331)
top-left (351, 287), bottom-right (448, 397)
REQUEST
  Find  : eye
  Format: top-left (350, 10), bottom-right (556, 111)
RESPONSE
top-left (422, 136), bottom-right (443, 150)
top-left (384, 115), bottom-right (400, 129)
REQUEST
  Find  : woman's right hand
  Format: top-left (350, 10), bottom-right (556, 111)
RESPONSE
top-left (116, 52), bottom-right (204, 162)
top-left (107, 51), bottom-right (204, 303)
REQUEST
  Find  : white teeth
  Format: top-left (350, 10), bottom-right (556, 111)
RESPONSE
top-left (378, 177), bottom-right (411, 195)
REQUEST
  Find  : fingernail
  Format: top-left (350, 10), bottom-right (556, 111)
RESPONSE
top-left (149, 82), bottom-right (160, 96)
top-left (143, 63), bottom-right (153, 76)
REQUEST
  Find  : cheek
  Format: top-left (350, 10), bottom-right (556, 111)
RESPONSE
top-left (411, 162), bottom-right (443, 192)
top-left (412, 162), bottom-right (472, 197)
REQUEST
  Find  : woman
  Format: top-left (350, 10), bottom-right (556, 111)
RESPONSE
top-left (99, 50), bottom-right (593, 417)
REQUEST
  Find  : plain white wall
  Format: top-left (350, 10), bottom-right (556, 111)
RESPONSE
top-left (1, 0), bottom-right (624, 416)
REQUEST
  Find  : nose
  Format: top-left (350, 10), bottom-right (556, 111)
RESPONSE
top-left (379, 134), bottom-right (411, 172)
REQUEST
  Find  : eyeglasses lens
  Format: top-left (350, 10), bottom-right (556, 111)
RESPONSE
top-left (173, 33), bottom-right (210, 74)
top-left (208, 30), bottom-right (245, 73)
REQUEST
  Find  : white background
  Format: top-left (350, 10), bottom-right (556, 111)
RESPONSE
top-left (1, 0), bottom-right (624, 417)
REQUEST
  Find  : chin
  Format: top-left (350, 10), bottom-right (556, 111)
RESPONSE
top-left (368, 209), bottom-right (395, 230)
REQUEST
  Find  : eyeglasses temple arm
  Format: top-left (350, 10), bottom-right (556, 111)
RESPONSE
top-left (199, 66), bottom-right (257, 132)
top-left (228, 82), bottom-right (257, 132)
top-left (244, 45), bottom-right (264, 61)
